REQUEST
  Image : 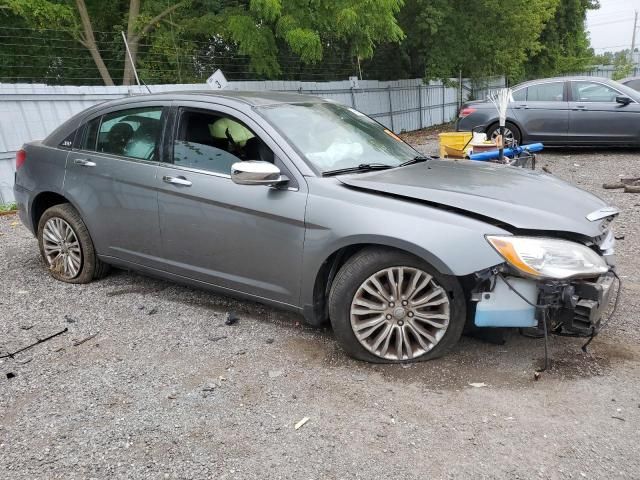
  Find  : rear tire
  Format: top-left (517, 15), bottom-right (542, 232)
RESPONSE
top-left (487, 121), bottom-right (522, 146)
top-left (328, 247), bottom-right (465, 363)
top-left (37, 203), bottom-right (109, 283)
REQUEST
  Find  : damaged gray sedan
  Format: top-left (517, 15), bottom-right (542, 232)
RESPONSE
top-left (13, 91), bottom-right (618, 363)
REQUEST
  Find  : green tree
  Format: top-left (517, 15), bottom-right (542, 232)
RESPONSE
top-left (366, 0), bottom-right (559, 81)
top-left (2, 0), bottom-right (405, 85)
top-left (524, 0), bottom-right (599, 79)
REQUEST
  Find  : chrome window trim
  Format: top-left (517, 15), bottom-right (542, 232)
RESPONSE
top-left (71, 148), bottom-right (160, 166)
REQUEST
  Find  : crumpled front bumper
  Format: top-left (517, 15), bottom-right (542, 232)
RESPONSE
top-left (555, 273), bottom-right (616, 335)
top-left (472, 271), bottom-right (618, 336)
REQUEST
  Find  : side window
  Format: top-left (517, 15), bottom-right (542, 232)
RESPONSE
top-left (81, 117), bottom-right (100, 151)
top-left (571, 81), bottom-right (619, 103)
top-left (173, 109), bottom-right (274, 175)
top-left (96, 107), bottom-right (164, 160)
top-left (512, 89), bottom-right (526, 102)
top-left (526, 82), bottom-right (564, 102)
top-left (59, 130), bottom-right (77, 149)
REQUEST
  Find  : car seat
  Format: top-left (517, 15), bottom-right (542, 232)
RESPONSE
top-left (105, 122), bottom-right (134, 156)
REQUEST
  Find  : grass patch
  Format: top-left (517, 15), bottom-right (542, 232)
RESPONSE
top-left (0, 202), bottom-right (17, 213)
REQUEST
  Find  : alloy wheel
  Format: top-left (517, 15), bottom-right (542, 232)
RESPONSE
top-left (490, 127), bottom-right (515, 146)
top-left (42, 217), bottom-right (82, 279)
top-left (350, 266), bottom-right (450, 361)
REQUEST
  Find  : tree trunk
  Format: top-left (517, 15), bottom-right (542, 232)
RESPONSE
top-left (122, 1), bottom-right (186, 86)
top-left (122, 0), bottom-right (141, 86)
top-left (75, 0), bottom-right (114, 86)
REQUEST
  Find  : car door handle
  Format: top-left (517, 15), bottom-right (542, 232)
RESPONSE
top-left (163, 175), bottom-right (192, 187)
top-left (572, 105), bottom-right (586, 111)
top-left (73, 158), bottom-right (96, 167)
top-left (517, 104), bottom-right (528, 109)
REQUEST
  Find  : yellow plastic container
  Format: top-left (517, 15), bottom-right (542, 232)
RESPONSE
top-left (439, 132), bottom-right (472, 158)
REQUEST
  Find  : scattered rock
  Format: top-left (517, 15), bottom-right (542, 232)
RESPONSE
top-left (19, 324), bottom-right (34, 330)
top-left (64, 314), bottom-right (76, 323)
top-left (147, 307), bottom-right (158, 315)
top-left (615, 234), bottom-right (625, 240)
top-left (469, 382), bottom-right (487, 388)
top-left (268, 369), bottom-right (284, 378)
top-left (208, 335), bottom-right (227, 343)
top-left (602, 182), bottom-right (624, 190)
top-left (265, 338), bottom-right (274, 344)
top-left (225, 311), bottom-right (239, 326)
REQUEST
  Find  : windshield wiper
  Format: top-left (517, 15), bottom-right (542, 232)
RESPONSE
top-left (397, 155), bottom-right (431, 168)
top-left (322, 163), bottom-right (394, 177)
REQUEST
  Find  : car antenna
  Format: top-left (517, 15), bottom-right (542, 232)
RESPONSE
top-left (121, 31), bottom-right (152, 94)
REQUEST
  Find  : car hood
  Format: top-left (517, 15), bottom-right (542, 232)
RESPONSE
top-left (338, 160), bottom-right (616, 238)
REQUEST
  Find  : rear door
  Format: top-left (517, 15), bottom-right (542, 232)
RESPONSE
top-left (155, 102), bottom-right (308, 306)
top-left (511, 80), bottom-right (569, 143)
top-left (568, 80), bottom-right (640, 144)
top-left (64, 102), bottom-right (168, 268)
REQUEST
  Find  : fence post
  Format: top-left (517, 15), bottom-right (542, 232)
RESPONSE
top-left (441, 83), bottom-right (446, 124)
top-left (350, 86), bottom-right (357, 109)
top-left (418, 84), bottom-right (423, 130)
top-left (387, 85), bottom-right (395, 132)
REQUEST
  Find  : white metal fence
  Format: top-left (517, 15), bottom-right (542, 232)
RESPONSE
top-left (0, 76), bottom-right (505, 203)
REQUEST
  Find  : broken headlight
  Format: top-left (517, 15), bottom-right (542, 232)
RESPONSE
top-left (486, 236), bottom-right (609, 280)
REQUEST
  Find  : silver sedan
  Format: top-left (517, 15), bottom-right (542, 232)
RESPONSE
top-left (457, 76), bottom-right (640, 146)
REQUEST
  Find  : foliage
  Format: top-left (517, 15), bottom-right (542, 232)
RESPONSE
top-left (523, 0), bottom-right (599, 79)
top-left (612, 53), bottom-right (633, 81)
top-left (0, 202), bottom-right (17, 213)
top-left (0, 0), bottom-right (611, 85)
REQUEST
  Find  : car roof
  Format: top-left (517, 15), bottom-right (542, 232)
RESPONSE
top-left (105, 90), bottom-right (327, 107)
top-left (512, 76), bottom-right (620, 90)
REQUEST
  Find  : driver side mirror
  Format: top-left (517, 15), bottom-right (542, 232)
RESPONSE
top-left (231, 161), bottom-right (289, 186)
top-left (616, 95), bottom-right (632, 105)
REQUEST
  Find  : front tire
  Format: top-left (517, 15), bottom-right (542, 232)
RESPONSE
top-left (37, 203), bottom-right (109, 283)
top-left (328, 248), bottom-right (465, 363)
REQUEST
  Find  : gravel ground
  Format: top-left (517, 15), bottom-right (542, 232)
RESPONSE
top-left (1, 132), bottom-right (640, 479)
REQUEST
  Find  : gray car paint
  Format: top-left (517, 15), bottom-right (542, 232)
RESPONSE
top-left (13, 90), bottom-right (617, 326)
top-left (457, 76), bottom-right (640, 145)
top-left (338, 159), bottom-right (610, 238)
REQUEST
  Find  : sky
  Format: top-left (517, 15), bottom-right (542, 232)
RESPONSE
top-left (586, 0), bottom-right (640, 52)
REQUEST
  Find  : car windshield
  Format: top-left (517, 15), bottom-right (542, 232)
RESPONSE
top-left (257, 102), bottom-right (419, 173)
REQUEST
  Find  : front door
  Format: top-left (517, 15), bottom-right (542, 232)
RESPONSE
top-left (156, 104), bottom-right (307, 307)
top-left (568, 80), bottom-right (640, 144)
top-left (511, 80), bottom-right (569, 143)
top-left (64, 103), bottom-right (167, 267)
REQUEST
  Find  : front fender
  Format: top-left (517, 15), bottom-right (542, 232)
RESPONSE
top-left (300, 179), bottom-right (508, 307)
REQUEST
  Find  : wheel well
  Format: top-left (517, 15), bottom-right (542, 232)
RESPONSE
top-left (308, 244), bottom-right (427, 327)
top-left (31, 192), bottom-right (69, 231)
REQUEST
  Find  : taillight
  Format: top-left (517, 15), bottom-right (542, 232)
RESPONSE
top-left (16, 149), bottom-right (26, 169)
top-left (459, 107), bottom-right (477, 118)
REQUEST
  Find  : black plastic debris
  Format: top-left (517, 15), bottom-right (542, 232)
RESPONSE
top-left (147, 307), bottom-right (158, 315)
top-left (6, 372), bottom-right (15, 379)
top-left (64, 314), bottom-right (76, 323)
top-left (0, 328), bottom-right (68, 359)
top-left (224, 312), bottom-right (239, 326)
